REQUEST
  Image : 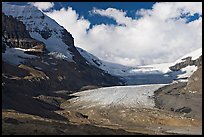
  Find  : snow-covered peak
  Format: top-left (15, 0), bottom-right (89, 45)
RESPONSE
top-left (2, 46), bottom-right (37, 65)
top-left (2, 3), bottom-right (62, 32)
top-left (2, 2), bottom-right (74, 62)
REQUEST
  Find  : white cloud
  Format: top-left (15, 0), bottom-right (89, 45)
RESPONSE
top-left (30, 2), bottom-right (54, 11)
top-left (137, 2), bottom-right (202, 21)
top-left (92, 8), bottom-right (134, 26)
top-left (45, 7), bottom-right (91, 50)
top-left (45, 2), bottom-right (202, 66)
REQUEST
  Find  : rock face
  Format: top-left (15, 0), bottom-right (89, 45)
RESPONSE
top-left (2, 13), bottom-right (46, 54)
top-left (186, 66), bottom-right (202, 93)
top-left (169, 55), bottom-right (202, 71)
top-left (2, 13), bottom-right (31, 39)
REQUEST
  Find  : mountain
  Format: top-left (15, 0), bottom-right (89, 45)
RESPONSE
top-left (78, 45), bottom-right (202, 84)
top-left (2, 2), bottom-right (84, 63)
top-left (2, 3), bottom-right (123, 120)
top-left (2, 2), bottom-right (123, 88)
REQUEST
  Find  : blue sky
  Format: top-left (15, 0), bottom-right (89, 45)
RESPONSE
top-left (53, 2), bottom-right (155, 25)
top-left (7, 2), bottom-right (200, 24)
top-left (5, 2), bottom-right (202, 66)
top-left (8, 2), bottom-right (155, 26)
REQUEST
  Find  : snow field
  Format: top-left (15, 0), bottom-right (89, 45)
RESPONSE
top-left (69, 84), bottom-right (166, 109)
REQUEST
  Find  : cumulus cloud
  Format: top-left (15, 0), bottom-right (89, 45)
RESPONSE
top-left (45, 2), bottom-right (202, 66)
top-left (30, 2), bottom-right (54, 11)
top-left (45, 7), bottom-right (91, 50)
top-left (92, 8), bottom-right (134, 26)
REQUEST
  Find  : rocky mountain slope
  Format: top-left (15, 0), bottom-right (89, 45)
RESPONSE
top-left (153, 49), bottom-right (202, 121)
top-left (154, 65), bottom-right (202, 120)
top-left (2, 3), bottom-right (123, 120)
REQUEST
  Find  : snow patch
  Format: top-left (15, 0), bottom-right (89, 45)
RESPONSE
top-left (48, 52), bottom-right (68, 60)
top-left (129, 63), bottom-right (173, 75)
top-left (30, 32), bottom-right (74, 62)
top-left (177, 65), bottom-right (198, 79)
top-left (34, 66), bottom-right (43, 70)
top-left (2, 47), bottom-right (37, 65)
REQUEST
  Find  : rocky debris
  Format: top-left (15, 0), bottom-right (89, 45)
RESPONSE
top-left (175, 107), bottom-right (191, 113)
top-left (75, 112), bottom-right (89, 119)
top-left (18, 64), bottom-right (49, 80)
top-left (79, 85), bottom-right (100, 91)
top-left (33, 95), bottom-right (66, 108)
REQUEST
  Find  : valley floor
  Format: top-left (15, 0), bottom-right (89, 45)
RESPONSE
top-left (2, 110), bottom-right (139, 135)
top-left (2, 83), bottom-right (202, 135)
top-left (59, 84), bottom-right (202, 135)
